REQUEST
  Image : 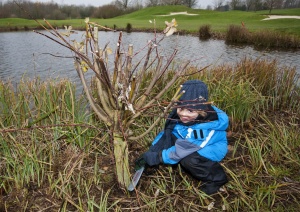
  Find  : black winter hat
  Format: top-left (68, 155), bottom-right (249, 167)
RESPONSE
top-left (177, 80), bottom-right (209, 110)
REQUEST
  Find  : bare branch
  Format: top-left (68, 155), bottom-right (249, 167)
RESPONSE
top-left (128, 86), bottom-right (183, 140)
top-left (136, 48), bottom-right (178, 109)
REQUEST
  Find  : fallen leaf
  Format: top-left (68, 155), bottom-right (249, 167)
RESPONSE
top-left (208, 202), bottom-right (215, 211)
top-left (154, 189), bottom-right (160, 198)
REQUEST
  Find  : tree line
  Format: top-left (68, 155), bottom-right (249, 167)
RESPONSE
top-left (0, 0), bottom-right (299, 20)
top-left (0, 0), bottom-right (136, 19)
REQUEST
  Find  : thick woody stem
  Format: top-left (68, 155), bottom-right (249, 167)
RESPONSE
top-left (75, 60), bottom-right (112, 125)
top-left (93, 27), bottom-right (114, 117)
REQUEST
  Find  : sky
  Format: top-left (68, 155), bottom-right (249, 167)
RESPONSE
top-left (30, 0), bottom-right (215, 9)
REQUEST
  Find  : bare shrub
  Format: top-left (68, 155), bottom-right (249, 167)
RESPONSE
top-left (126, 23), bottom-right (132, 33)
top-left (199, 24), bottom-right (212, 40)
top-left (225, 24), bottom-right (250, 44)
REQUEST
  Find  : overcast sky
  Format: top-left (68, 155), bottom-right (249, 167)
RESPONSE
top-left (30, 0), bottom-right (214, 9)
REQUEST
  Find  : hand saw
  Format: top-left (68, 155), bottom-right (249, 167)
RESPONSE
top-left (127, 166), bottom-right (145, 191)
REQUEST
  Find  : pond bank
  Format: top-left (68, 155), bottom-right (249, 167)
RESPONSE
top-left (1, 23), bottom-right (299, 50)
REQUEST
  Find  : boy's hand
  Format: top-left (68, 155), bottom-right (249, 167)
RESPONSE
top-left (134, 157), bottom-right (146, 171)
top-left (142, 151), bottom-right (162, 166)
top-left (135, 151), bottom-right (162, 170)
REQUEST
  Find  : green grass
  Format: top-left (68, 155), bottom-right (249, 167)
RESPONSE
top-left (0, 7), bottom-right (300, 210)
top-left (256, 8), bottom-right (300, 16)
top-left (1, 6), bottom-right (300, 36)
top-left (1, 58), bottom-right (299, 211)
top-left (101, 6), bottom-right (300, 35)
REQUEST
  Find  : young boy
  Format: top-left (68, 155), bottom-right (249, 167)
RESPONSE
top-left (135, 80), bottom-right (229, 195)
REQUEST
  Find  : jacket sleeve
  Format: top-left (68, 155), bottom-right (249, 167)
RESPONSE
top-left (151, 131), bottom-right (164, 146)
top-left (163, 138), bottom-right (201, 164)
top-left (161, 129), bottom-right (214, 164)
top-left (148, 131), bottom-right (166, 152)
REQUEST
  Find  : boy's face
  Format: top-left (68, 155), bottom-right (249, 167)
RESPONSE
top-left (177, 108), bottom-right (199, 123)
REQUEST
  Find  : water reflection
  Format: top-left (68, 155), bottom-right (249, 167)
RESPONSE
top-left (0, 31), bottom-right (299, 87)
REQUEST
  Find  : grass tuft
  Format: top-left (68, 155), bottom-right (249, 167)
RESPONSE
top-left (226, 24), bottom-right (300, 49)
top-left (199, 24), bottom-right (212, 40)
top-left (0, 58), bottom-right (299, 210)
top-left (126, 23), bottom-right (132, 33)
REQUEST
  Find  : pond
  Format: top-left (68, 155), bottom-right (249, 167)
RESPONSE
top-left (0, 30), bottom-right (299, 87)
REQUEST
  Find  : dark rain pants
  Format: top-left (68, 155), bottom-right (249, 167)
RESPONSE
top-left (179, 152), bottom-right (228, 194)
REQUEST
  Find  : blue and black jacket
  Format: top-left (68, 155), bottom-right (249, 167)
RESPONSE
top-left (149, 106), bottom-right (229, 164)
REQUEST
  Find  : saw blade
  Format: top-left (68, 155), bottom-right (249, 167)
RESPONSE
top-left (127, 166), bottom-right (145, 191)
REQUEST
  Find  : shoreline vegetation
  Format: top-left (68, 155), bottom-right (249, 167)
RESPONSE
top-left (0, 6), bottom-right (300, 49)
top-left (1, 5), bottom-right (300, 211)
top-left (1, 58), bottom-right (299, 211)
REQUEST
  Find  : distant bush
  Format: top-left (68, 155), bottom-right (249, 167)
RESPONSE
top-left (251, 30), bottom-right (300, 49)
top-left (199, 25), bottom-right (212, 40)
top-left (225, 24), bottom-right (300, 49)
top-left (126, 23), bottom-right (132, 33)
top-left (226, 25), bottom-right (250, 44)
top-left (10, 26), bottom-right (18, 31)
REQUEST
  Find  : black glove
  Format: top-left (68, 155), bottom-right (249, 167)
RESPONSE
top-left (134, 157), bottom-right (146, 171)
top-left (142, 151), bottom-right (162, 166)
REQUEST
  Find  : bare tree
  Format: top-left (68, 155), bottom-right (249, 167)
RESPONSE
top-left (130, 0), bottom-right (144, 9)
top-left (264, 0), bottom-right (283, 13)
top-left (160, 0), bottom-right (182, 5)
top-left (115, 0), bottom-right (131, 9)
top-left (244, 0), bottom-right (254, 10)
top-left (230, 0), bottom-right (241, 9)
top-left (92, 4), bottom-right (123, 19)
top-left (146, 0), bottom-right (160, 6)
top-left (253, 0), bottom-right (263, 11)
top-left (283, 0), bottom-right (299, 7)
top-left (213, 0), bottom-right (225, 10)
top-left (182, 0), bottom-right (198, 8)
